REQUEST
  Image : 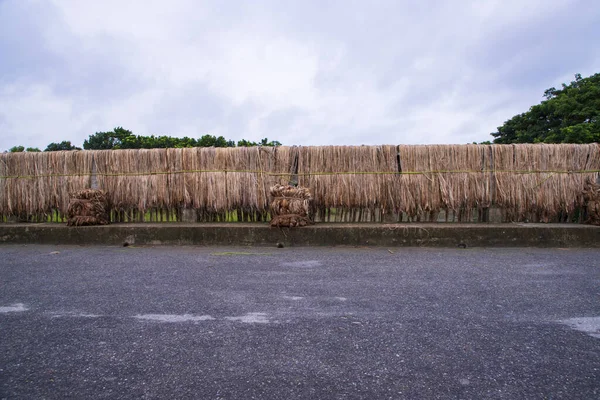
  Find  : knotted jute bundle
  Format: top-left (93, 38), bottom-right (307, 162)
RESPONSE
top-left (67, 189), bottom-right (110, 226)
top-left (269, 184), bottom-right (313, 227)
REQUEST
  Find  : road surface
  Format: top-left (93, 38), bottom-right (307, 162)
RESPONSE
top-left (1, 245), bottom-right (600, 399)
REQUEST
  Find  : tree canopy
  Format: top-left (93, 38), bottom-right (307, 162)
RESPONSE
top-left (82, 128), bottom-right (280, 150)
top-left (7, 130), bottom-right (282, 153)
top-left (491, 73), bottom-right (600, 144)
top-left (237, 138), bottom-right (282, 147)
top-left (44, 141), bottom-right (81, 151)
top-left (7, 146), bottom-right (41, 152)
top-left (82, 127), bottom-right (135, 150)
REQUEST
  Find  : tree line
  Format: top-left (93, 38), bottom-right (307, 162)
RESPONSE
top-left (7, 127), bottom-right (282, 152)
top-left (490, 72), bottom-right (599, 144)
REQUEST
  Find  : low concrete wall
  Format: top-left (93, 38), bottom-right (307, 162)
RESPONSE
top-left (1, 223), bottom-right (599, 247)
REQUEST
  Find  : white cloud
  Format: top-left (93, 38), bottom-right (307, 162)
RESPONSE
top-left (1, 0), bottom-right (597, 150)
top-left (204, 35), bottom-right (319, 107)
top-left (0, 82), bottom-right (79, 149)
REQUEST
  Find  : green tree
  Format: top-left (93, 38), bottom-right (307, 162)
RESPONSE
top-left (44, 141), bottom-right (81, 151)
top-left (83, 127), bottom-right (135, 150)
top-left (237, 138), bottom-right (282, 147)
top-left (83, 128), bottom-right (278, 149)
top-left (197, 134), bottom-right (233, 147)
top-left (237, 139), bottom-right (257, 147)
top-left (8, 146), bottom-right (43, 152)
top-left (260, 138), bottom-right (282, 146)
top-left (491, 73), bottom-right (600, 144)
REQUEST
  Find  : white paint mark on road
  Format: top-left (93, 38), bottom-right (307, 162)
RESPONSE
top-left (225, 313), bottom-right (269, 324)
top-left (0, 303), bottom-right (28, 313)
top-left (281, 260), bottom-right (322, 268)
top-left (135, 314), bottom-right (215, 323)
top-left (283, 296), bottom-right (304, 301)
top-left (561, 316), bottom-right (600, 339)
top-left (49, 312), bottom-right (102, 318)
top-left (334, 297), bottom-right (347, 301)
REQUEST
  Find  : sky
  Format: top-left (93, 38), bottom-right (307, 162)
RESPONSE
top-left (0, 0), bottom-right (599, 151)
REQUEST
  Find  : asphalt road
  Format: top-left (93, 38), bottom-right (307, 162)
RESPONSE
top-left (1, 245), bottom-right (599, 399)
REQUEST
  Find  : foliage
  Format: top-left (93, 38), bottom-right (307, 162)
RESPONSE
top-left (237, 138), bottom-right (282, 147)
top-left (44, 141), bottom-right (81, 151)
top-left (83, 127), bottom-right (134, 150)
top-left (491, 73), bottom-right (600, 144)
top-left (7, 146), bottom-right (41, 152)
top-left (84, 127), bottom-right (279, 150)
top-left (8, 129), bottom-right (281, 153)
top-left (119, 133), bottom-right (235, 149)
top-left (196, 134), bottom-right (235, 148)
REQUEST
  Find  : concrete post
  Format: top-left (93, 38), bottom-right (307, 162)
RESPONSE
top-left (180, 208), bottom-right (197, 223)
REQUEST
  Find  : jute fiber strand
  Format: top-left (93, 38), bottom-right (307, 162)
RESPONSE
top-left (428, 144), bottom-right (490, 212)
top-left (181, 147), bottom-right (213, 211)
top-left (208, 147), bottom-right (261, 212)
top-left (184, 147), bottom-right (225, 212)
top-left (92, 146), bottom-right (297, 214)
top-left (0, 152), bottom-right (5, 214)
top-left (490, 144), bottom-right (516, 214)
top-left (296, 145), bottom-right (397, 211)
top-left (94, 149), bottom-right (171, 212)
top-left (1, 144), bottom-right (599, 222)
top-left (396, 145), bottom-right (433, 216)
top-left (222, 146), bottom-right (293, 213)
top-left (492, 144), bottom-right (600, 221)
top-left (374, 145), bottom-right (400, 213)
top-left (582, 179), bottom-right (600, 225)
top-left (0, 151), bottom-right (92, 215)
top-left (181, 146), bottom-right (295, 213)
top-left (167, 148), bottom-right (188, 208)
top-left (263, 146), bottom-right (299, 207)
top-left (214, 147), bottom-right (254, 212)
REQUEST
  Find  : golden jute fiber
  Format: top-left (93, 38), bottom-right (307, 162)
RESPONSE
top-left (66, 189), bottom-right (110, 226)
top-left (1, 144), bottom-right (598, 223)
top-left (268, 183), bottom-right (313, 227)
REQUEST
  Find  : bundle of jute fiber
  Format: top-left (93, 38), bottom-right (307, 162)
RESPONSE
top-left (269, 184), bottom-right (313, 227)
top-left (270, 213), bottom-right (311, 227)
top-left (582, 179), bottom-right (600, 225)
top-left (67, 189), bottom-right (110, 226)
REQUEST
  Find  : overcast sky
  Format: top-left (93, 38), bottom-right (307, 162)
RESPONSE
top-left (1, 0), bottom-right (599, 151)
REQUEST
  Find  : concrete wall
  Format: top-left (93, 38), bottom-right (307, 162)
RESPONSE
top-left (1, 223), bottom-right (599, 248)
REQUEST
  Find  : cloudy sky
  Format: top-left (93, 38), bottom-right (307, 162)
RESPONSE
top-left (1, 0), bottom-right (598, 151)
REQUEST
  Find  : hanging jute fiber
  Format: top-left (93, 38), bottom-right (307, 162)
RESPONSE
top-left (269, 184), bottom-right (313, 227)
top-left (67, 189), bottom-right (110, 226)
top-left (2, 144), bottom-right (599, 224)
top-left (582, 179), bottom-right (600, 225)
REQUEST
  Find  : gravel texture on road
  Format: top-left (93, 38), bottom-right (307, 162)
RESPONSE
top-left (1, 245), bottom-right (600, 399)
